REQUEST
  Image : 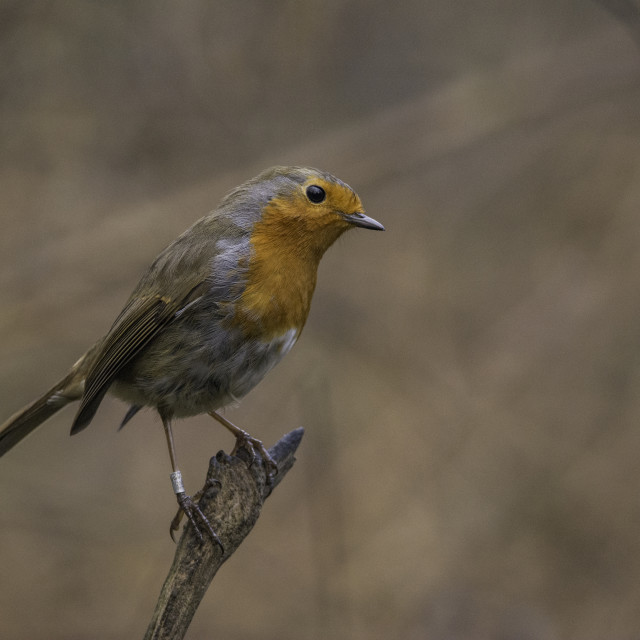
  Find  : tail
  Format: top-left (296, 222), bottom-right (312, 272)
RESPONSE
top-left (0, 371), bottom-right (84, 457)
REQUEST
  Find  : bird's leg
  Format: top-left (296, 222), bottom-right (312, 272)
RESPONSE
top-left (209, 410), bottom-right (278, 481)
top-left (160, 411), bottom-right (223, 550)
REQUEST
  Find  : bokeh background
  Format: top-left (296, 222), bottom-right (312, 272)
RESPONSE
top-left (1, 2), bottom-right (640, 638)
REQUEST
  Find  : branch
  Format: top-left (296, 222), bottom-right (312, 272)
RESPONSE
top-left (143, 427), bottom-right (304, 640)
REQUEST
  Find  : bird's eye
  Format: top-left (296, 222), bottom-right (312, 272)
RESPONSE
top-left (306, 185), bottom-right (326, 203)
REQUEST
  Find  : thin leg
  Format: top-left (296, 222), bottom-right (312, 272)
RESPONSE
top-left (162, 412), bottom-right (179, 471)
top-left (209, 411), bottom-right (278, 480)
top-left (160, 410), bottom-right (223, 549)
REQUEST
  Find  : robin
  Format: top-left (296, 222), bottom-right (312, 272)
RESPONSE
top-left (0, 166), bottom-right (384, 544)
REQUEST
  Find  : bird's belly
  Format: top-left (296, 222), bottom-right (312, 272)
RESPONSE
top-left (111, 326), bottom-right (299, 417)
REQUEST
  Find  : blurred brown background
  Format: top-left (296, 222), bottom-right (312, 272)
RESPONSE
top-left (1, 1), bottom-right (640, 638)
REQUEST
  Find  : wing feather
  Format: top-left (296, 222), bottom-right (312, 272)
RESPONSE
top-left (71, 288), bottom-right (203, 434)
top-left (68, 215), bottom-right (248, 434)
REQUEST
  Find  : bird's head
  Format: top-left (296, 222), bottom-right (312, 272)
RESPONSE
top-left (230, 166), bottom-right (384, 261)
top-left (217, 166), bottom-right (384, 338)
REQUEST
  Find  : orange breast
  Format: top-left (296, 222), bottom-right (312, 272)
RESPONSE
top-left (229, 200), bottom-right (322, 340)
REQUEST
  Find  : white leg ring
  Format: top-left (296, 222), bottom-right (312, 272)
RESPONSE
top-left (170, 470), bottom-right (185, 494)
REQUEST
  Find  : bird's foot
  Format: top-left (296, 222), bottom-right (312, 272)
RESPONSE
top-left (232, 429), bottom-right (278, 482)
top-left (169, 474), bottom-right (223, 550)
top-left (209, 411), bottom-right (278, 483)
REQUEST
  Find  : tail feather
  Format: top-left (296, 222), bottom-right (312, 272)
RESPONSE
top-left (118, 405), bottom-right (142, 431)
top-left (0, 373), bottom-right (82, 457)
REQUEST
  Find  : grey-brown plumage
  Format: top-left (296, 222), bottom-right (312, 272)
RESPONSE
top-left (0, 166), bottom-right (384, 540)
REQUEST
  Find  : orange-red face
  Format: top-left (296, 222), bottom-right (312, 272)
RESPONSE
top-left (230, 168), bottom-right (383, 339)
top-left (257, 170), bottom-right (383, 253)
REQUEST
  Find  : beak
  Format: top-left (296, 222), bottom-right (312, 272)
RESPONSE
top-left (343, 211), bottom-right (385, 231)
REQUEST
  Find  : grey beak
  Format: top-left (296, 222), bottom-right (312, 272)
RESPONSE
top-left (343, 212), bottom-right (385, 231)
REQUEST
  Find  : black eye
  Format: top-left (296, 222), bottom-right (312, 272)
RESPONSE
top-left (306, 185), bottom-right (326, 203)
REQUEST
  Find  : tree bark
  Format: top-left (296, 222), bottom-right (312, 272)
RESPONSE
top-left (143, 427), bottom-right (304, 640)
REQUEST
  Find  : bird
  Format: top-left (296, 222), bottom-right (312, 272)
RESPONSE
top-left (0, 165), bottom-right (384, 544)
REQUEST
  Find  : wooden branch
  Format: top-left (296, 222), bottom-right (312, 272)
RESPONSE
top-left (143, 427), bottom-right (304, 640)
